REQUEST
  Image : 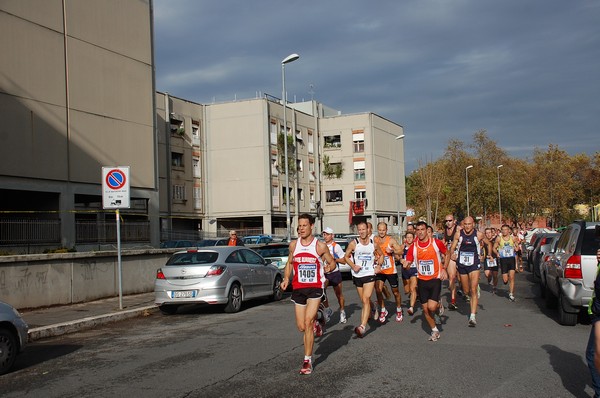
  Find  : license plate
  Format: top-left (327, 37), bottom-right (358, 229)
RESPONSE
top-left (171, 290), bottom-right (196, 299)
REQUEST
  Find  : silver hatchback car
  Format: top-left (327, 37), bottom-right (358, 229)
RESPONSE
top-left (0, 301), bottom-right (28, 375)
top-left (154, 247), bottom-right (283, 314)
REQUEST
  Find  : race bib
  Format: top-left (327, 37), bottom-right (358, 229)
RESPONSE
top-left (500, 246), bottom-right (515, 258)
top-left (356, 254), bottom-right (373, 271)
top-left (486, 258), bottom-right (498, 268)
top-left (381, 256), bottom-right (392, 270)
top-left (298, 264), bottom-right (317, 284)
top-left (460, 251), bottom-right (475, 266)
top-left (418, 259), bottom-right (434, 276)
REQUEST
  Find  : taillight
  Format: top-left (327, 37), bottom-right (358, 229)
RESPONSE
top-left (543, 255), bottom-right (550, 262)
top-left (540, 238), bottom-right (548, 245)
top-left (156, 268), bottom-right (166, 280)
top-left (564, 255), bottom-right (582, 279)
top-left (206, 265), bottom-right (226, 276)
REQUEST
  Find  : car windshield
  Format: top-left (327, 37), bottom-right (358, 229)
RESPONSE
top-left (167, 252), bottom-right (219, 265)
top-left (244, 238), bottom-right (258, 244)
top-left (256, 246), bottom-right (289, 257)
top-left (582, 227), bottom-right (600, 255)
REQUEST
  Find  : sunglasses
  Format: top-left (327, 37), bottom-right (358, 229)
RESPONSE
top-left (445, 220), bottom-right (453, 222)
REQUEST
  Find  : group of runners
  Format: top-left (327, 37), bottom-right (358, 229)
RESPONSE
top-left (281, 213), bottom-right (524, 375)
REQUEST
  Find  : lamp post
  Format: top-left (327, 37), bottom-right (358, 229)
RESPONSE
top-left (282, 53), bottom-right (299, 241)
top-left (497, 164), bottom-right (503, 225)
top-left (466, 165), bottom-right (474, 217)
top-left (395, 134), bottom-right (405, 235)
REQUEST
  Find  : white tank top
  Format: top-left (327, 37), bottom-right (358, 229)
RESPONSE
top-left (352, 237), bottom-right (376, 278)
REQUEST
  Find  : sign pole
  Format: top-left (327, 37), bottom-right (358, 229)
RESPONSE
top-left (116, 209), bottom-right (123, 310)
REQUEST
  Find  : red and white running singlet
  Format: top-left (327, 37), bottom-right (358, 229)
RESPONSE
top-left (292, 237), bottom-right (326, 290)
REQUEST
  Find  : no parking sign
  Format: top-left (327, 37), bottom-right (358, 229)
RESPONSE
top-left (102, 166), bottom-right (130, 209)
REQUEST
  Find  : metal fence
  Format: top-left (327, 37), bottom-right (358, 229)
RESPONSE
top-left (0, 218), bottom-right (61, 245)
top-left (76, 220), bottom-right (150, 243)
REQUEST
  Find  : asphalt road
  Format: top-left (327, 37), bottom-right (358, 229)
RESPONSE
top-left (1, 271), bottom-right (595, 397)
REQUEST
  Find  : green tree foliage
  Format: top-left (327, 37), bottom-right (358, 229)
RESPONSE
top-left (277, 132), bottom-right (296, 176)
top-left (406, 131), bottom-right (598, 229)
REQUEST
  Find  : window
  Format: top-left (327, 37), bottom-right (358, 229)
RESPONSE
top-left (326, 190), bottom-right (343, 203)
top-left (353, 160), bottom-right (365, 181)
top-left (172, 152), bottom-right (183, 168)
top-left (272, 185), bottom-right (279, 207)
top-left (282, 186), bottom-right (294, 205)
top-left (296, 158), bottom-right (303, 172)
top-left (193, 157), bottom-right (200, 177)
top-left (324, 135), bottom-right (341, 148)
top-left (353, 132), bottom-right (364, 152)
top-left (295, 129), bottom-right (303, 142)
top-left (270, 121), bottom-right (277, 145)
top-left (298, 188), bottom-right (304, 203)
top-left (310, 191), bottom-right (316, 210)
top-left (173, 184), bottom-right (186, 201)
top-left (355, 189), bottom-right (366, 200)
top-left (271, 154), bottom-right (279, 176)
top-left (193, 186), bottom-right (202, 210)
top-left (241, 249), bottom-right (264, 264)
top-left (192, 121), bottom-right (200, 138)
top-left (308, 131), bottom-right (314, 154)
top-left (309, 161), bottom-right (315, 181)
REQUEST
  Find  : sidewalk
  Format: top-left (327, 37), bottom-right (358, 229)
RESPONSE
top-left (20, 292), bottom-right (158, 341)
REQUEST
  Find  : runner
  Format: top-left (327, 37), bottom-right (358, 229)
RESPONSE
top-left (344, 221), bottom-right (384, 338)
top-left (512, 227), bottom-right (524, 272)
top-left (403, 221), bottom-right (448, 341)
top-left (494, 224), bottom-right (519, 301)
top-left (482, 227), bottom-right (499, 293)
top-left (374, 222), bottom-right (404, 323)
top-left (443, 214), bottom-right (460, 310)
top-left (280, 213), bottom-right (336, 375)
top-left (321, 227), bottom-right (347, 324)
top-left (446, 216), bottom-right (489, 327)
top-left (400, 231), bottom-right (418, 315)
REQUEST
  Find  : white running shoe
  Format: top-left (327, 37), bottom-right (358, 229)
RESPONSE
top-left (339, 310), bottom-right (347, 324)
top-left (428, 330), bottom-right (441, 341)
top-left (509, 293), bottom-right (515, 302)
top-left (468, 314), bottom-right (477, 327)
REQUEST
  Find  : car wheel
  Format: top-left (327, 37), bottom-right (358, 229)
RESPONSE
top-left (545, 283), bottom-right (557, 309)
top-left (0, 327), bottom-right (18, 375)
top-left (224, 283), bottom-right (242, 313)
top-left (558, 293), bottom-right (578, 326)
top-left (159, 304), bottom-right (179, 315)
top-left (271, 276), bottom-right (283, 301)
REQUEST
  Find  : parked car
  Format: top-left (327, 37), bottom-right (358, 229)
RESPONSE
top-left (254, 243), bottom-right (290, 270)
top-left (544, 221), bottom-right (600, 325)
top-left (243, 235), bottom-right (273, 245)
top-left (540, 237), bottom-right (561, 297)
top-left (334, 240), bottom-right (352, 274)
top-left (526, 229), bottom-right (554, 265)
top-left (160, 240), bottom-right (197, 249)
top-left (529, 232), bottom-right (560, 277)
top-left (0, 301), bottom-right (28, 375)
top-left (197, 238), bottom-right (229, 247)
top-left (154, 247), bottom-right (283, 314)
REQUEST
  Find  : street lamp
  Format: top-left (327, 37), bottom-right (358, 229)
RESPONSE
top-left (497, 164), bottom-right (503, 225)
top-left (395, 134), bottom-right (405, 235)
top-left (282, 53), bottom-right (299, 241)
top-left (466, 165), bottom-right (474, 217)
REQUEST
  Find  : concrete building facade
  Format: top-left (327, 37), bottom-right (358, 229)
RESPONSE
top-left (0, 0), bottom-right (159, 251)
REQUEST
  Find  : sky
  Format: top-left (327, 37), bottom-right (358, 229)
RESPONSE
top-left (152, 0), bottom-right (600, 173)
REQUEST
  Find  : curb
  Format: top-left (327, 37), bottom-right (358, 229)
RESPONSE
top-left (28, 305), bottom-right (159, 341)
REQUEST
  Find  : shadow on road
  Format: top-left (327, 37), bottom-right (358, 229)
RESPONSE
top-left (542, 344), bottom-right (593, 398)
top-left (11, 343), bottom-right (82, 374)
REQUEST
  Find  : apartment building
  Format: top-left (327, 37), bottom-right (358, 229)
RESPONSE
top-left (0, 1), bottom-right (159, 251)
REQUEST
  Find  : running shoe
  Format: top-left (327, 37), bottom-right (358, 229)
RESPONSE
top-left (339, 310), bottom-right (347, 324)
top-left (509, 293), bottom-right (515, 302)
top-left (407, 306), bottom-right (414, 316)
top-left (492, 286), bottom-right (497, 295)
top-left (378, 307), bottom-right (388, 323)
top-left (477, 285), bottom-right (481, 299)
top-left (468, 314), bottom-right (477, 327)
top-left (396, 310), bottom-right (403, 322)
top-left (354, 324), bottom-right (366, 338)
top-left (448, 301), bottom-right (458, 311)
top-left (428, 330), bottom-right (441, 341)
top-left (314, 320), bottom-right (323, 337)
top-left (325, 307), bottom-right (333, 322)
top-left (299, 360), bottom-right (312, 375)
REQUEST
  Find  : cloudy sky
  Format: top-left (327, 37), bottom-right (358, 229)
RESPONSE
top-left (153, 0), bottom-right (599, 173)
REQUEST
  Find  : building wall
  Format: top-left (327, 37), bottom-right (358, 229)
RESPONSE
top-left (0, 0), bottom-right (159, 249)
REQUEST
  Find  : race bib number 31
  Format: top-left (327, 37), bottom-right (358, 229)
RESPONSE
top-left (460, 252), bottom-right (475, 266)
top-left (298, 264), bottom-right (317, 284)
